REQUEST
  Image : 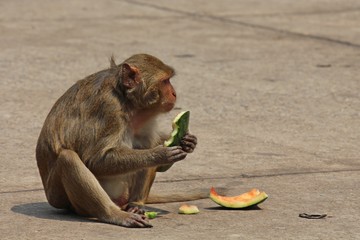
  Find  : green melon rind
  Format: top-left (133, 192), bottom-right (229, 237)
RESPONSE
top-left (144, 211), bottom-right (158, 219)
top-left (210, 191), bottom-right (268, 209)
top-left (158, 111), bottom-right (190, 172)
top-left (164, 111), bottom-right (190, 147)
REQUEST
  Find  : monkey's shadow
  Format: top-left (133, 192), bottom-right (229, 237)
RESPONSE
top-left (11, 202), bottom-right (88, 222)
top-left (205, 205), bottom-right (263, 211)
top-left (11, 202), bottom-right (170, 223)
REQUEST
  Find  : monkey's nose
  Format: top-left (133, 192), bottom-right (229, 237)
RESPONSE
top-left (172, 91), bottom-right (176, 97)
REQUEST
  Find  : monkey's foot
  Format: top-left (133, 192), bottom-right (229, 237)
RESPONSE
top-left (103, 210), bottom-right (152, 228)
top-left (125, 203), bottom-right (146, 215)
top-left (120, 213), bottom-right (152, 228)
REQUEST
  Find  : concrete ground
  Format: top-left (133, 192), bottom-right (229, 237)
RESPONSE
top-left (1, 0), bottom-right (360, 239)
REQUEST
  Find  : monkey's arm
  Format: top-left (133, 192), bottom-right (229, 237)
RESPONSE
top-left (156, 164), bottom-right (174, 172)
top-left (86, 145), bottom-right (186, 177)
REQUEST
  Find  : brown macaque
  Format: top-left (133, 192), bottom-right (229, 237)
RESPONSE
top-left (36, 54), bottom-right (202, 228)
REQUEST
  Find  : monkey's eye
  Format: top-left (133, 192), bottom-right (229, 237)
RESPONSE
top-left (162, 79), bottom-right (170, 84)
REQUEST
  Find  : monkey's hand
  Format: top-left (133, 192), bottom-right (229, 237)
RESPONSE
top-left (180, 133), bottom-right (197, 153)
top-left (155, 146), bottom-right (187, 164)
top-left (166, 146), bottom-right (188, 162)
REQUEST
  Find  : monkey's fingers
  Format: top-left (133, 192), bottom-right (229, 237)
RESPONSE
top-left (167, 146), bottom-right (187, 162)
top-left (180, 140), bottom-right (196, 153)
top-left (183, 134), bottom-right (198, 144)
top-left (123, 213), bottom-right (153, 228)
top-left (182, 134), bottom-right (198, 150)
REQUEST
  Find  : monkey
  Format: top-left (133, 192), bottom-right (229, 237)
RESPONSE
top-left (35, 54), bottom-right (202, 228)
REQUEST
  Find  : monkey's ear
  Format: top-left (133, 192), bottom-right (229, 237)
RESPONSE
top-left (121, 63), bottom-right (142, 89)
top-left (110, 55), bottom-right (117, 68)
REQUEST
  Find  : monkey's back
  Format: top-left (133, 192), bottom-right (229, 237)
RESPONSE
top-left (36, 70), bottom-right (126, 178)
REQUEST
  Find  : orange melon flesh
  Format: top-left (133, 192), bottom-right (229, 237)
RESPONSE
top-left (210, 187), bottom-right (268, 208)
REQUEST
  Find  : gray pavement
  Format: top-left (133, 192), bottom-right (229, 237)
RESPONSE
top-left (1, 0), bottom-right (360, 239)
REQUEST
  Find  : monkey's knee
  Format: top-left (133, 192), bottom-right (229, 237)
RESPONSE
top-left (57, 149), bottom-right (83, 169)
top-left (47, 192), bottom-right (70, 209)
top-left (45, 177), bottom-right (70, 209)
top-left (45, 149), bottom-right (82, 209)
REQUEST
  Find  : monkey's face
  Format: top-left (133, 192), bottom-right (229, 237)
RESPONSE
top-left (159, 78), bottom-right (176, 112)
top-left (119, 54), bottom-right (177, 113)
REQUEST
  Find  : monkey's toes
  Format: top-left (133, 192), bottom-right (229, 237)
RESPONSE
top-left (124, 213), bottom-right (152, 228)
top-left (126, 206), bottom-right (145, 215)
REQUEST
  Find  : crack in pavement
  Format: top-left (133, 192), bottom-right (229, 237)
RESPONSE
top-left (0, 188), bottom-right (44, 195)
top-left (154, 168), bottom-right (360, 183)
top-left (221, 7), bottom-right (360, 18)
top-left (1, 168), bottom-right (359, 194)
top-left (123, 0), bottom-right (360, 49)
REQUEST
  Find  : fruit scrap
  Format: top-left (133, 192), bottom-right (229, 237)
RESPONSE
top-left (158, 111), bottom-right (190, 172)
top-left (144, 211), bottom-right (158, 219)
top-left (164, 111), bottom-right (190, 147)
top-left (178, 204), bottom-right (200, 214)
top-left (209, 187), bottom-right (268, 209)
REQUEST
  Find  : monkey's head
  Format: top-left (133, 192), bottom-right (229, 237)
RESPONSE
top-left (116, 54), bottom-right (177, 113)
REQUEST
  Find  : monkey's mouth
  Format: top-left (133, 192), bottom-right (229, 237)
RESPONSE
top-left (162, 102), bottom-right (175, 112)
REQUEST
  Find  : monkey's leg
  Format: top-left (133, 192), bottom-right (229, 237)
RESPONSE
top-left (46, 149), bottom-right (152, 228)
top-left (126, 168), bottom-right (157, 214)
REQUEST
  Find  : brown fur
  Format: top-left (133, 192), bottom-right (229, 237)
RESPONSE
top-left (36, 54), bottom-right (199, 228)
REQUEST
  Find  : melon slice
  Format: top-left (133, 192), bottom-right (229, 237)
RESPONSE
top-left (210, 187), bottom-right (268, 208)
top-left (178, 204), bottom-right (200, 214)
top-left (164, 111), bottom-right (190, 147)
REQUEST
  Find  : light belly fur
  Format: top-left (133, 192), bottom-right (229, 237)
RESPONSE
top-left (98, 173), bottom-right (134, 205)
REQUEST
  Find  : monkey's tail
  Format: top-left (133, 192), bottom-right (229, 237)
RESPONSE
top-left (146, 187), bottom-right (227, 204)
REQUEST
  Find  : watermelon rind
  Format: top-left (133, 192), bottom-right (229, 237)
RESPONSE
top-left (144, 211), bottom-right (158, 219)
top-left (157, 111), bottom-right (190, 172)
top-left (209, 187), bottom-right (268, 209)
top-left (164, 111), bottom-right (190, 147)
